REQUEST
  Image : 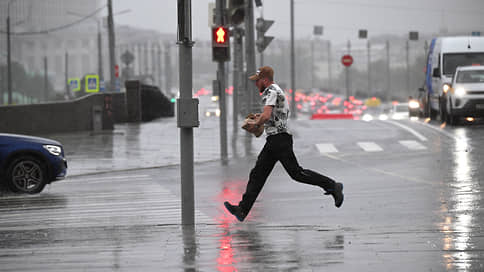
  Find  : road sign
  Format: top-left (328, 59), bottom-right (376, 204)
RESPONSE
top-left (68, 78), bottom-right (81, 92)
top-left (115, 78), bottom-right (121, 92)
top-left (121, 50), bottom-right (135, 66)
top-left (85, 75), bottom-right (100, 93)
top-left (409, 31), bottom-right (419, 41)
top-left (313, 25), bottom-right (323, 36)
top-left (342, 55), bottom-right (353, 67)
top-left (115, 65), bottom-right (119, 78)
top-left (100, 80), bottom-right (105, 92)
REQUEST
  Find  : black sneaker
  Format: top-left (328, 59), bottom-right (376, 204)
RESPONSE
top-left (325, 183), bottom-right (344, 208)
top-left (224, 201), bottom-right (247, 222)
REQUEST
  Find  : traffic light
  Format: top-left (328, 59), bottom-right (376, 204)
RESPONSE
top-left (212, 26), bottom-right (230, 62)
top-left (228, 0), bottom-right (245, 25)
top-left (256, 17), bottom-right (274, 53)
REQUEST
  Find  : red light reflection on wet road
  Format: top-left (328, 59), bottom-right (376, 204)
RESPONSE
top-left (215, 181), bottom-right (246, 272)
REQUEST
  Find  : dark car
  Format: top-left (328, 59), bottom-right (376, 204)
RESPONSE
top-left (0, 133), bottom-right (67, 194)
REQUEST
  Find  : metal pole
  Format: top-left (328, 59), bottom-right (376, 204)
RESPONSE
top-left (232, 27), bottom-right (243, 158)
top-left (156, 43), bottom-right (163, 88)
top-left (44, 56), bottom-right (48, 102)
top-left (290, 0), bottom-right (296, 119)
top-left (7, 13), bottom-right (12, 105)
top-left (178, 0), bottom-right (194, 226)
top-left (260, 51), bottom-right (264, 67)
top-left (311, 38), bottom-right (314, 91)
top-left (406, 40), bottom-right (410, 95)
top-left (346, 40), bottom-right (351, 100)
top-left (327, 40), bottom-right (332, 91)
top-left (144, 43), bottom-right (149, 77)
top-left (165, 43), bottom-right (172, 95)
top-left (386, 40), bottom-right (391, 102)
top-left (65, 52), bottom-right (69, 99)
top-left (245, 0), bottom-right (256, 156)
top-left (97, 21), bottom-right (104, 81)
top-left (107, 0), bottom-right (116, 92)
top-left (367, 40), bottom-right (371, 96)
top-left (216, 0), bottom-right (228, 165)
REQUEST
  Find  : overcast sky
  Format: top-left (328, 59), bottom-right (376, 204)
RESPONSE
top-left (113, 0), bottom-right (484, 43)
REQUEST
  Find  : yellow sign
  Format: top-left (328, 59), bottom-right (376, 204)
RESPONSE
top-left (85, 75), bottom-right (100, 93)
top-left (68, 78), bottom-right (81, 92)
top-left (365, 97), bottom-right (381, 107)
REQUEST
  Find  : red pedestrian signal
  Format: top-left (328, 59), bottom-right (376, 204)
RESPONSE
top-left (213, 26), bottom-right (229, 47)
top-left (216, 27), bottom-right (226, 43)
top-left (212, 26), bottom-right (230, 62)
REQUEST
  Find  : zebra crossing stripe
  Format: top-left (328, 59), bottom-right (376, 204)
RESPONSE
top-left (357, 142), bottom-right (383, 152)
top-left (0, 176), bottom-right (212, 231)
top-left (316, 143), bottom-right (339, 153)
top-left (399, 140), bottom-right (427, 150)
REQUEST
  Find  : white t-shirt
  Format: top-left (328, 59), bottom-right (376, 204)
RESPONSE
top-left (261, 83), bottom-right (290, 136)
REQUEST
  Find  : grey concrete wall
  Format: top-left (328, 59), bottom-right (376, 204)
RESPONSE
top-left (0, 94), bottom-right (114, 135)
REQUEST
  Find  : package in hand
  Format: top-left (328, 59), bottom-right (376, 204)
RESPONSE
top-left (241, 113), bottom-right (264, 137)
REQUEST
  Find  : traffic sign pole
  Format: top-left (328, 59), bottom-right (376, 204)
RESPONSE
top-left (215, 0), bottom-right (228, 166)
top-left (343, 40), bottom-right (352, 101)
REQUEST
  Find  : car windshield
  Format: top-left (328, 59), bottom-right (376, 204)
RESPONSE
top-left (456, 70), bottom-right (484, 83)
top-left (443, 53), bottom-right (484, 76)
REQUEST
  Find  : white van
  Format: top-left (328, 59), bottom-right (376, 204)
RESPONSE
top-left (420, 36), bottom-right (484, 121)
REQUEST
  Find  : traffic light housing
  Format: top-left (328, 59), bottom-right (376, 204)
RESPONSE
top-left (256, 18), bottom-right (274, 53)
top-left (212, 26), bottom-right (230, 62)
top-left (228, 0), bottom-right (245, 25)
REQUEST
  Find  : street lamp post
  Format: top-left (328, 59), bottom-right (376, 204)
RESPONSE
top-left (290, 0), bottom-right (296, 119)
top-left (107, 0), bottom-right (116, 92)
top-left (6, 0), bottom-right (17, 105)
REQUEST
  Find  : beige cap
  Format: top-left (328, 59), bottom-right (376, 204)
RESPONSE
top-left (249, 66), bottom-right (274, 81)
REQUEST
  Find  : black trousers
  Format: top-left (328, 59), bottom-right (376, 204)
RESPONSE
top-left (239, 132), bottom-right (336, 214)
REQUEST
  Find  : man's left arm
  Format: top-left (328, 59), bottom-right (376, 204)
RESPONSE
top-left (255, 105), bottom-right (273, 126)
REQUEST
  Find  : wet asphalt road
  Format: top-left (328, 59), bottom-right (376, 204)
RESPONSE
top-left (0, 116), bottom-right (484, 271)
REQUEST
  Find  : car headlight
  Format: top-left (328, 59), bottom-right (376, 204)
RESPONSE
top-left (408, 100), bottom-right (419, 109)
top-left (379, 114), bottom-right (388, 120)
top-left (443, 84), bottom-right (451, 94)
top-left (455, 88), bottom-right (466, 97)
top-left (362, 114), bottom-right (373, 122)
top-left (43, 145), bottom-right (62, 156)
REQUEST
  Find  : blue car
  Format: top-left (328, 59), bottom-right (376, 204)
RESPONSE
top-left (0, 133), bottom-right (67, 194)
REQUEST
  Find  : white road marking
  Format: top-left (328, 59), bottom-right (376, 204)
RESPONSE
top-left (0, 176), bottom-right (212, 230)
top-left (399, 140), bottom-right (427, 150)
top-left (357, 142), bottom-right (383, 152)
top-left (384, 120), bottom-right (428, 142)
top-left (316, 143), bottom-right (339, 153)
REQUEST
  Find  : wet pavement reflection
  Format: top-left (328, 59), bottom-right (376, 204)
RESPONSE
top-left (214, 180), bottom-right (345, 271)
top-left (440, 127), bottom-right (484, 271)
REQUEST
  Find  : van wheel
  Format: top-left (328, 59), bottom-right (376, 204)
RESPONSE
top-left (6, 156), bottom-right (47, 194)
